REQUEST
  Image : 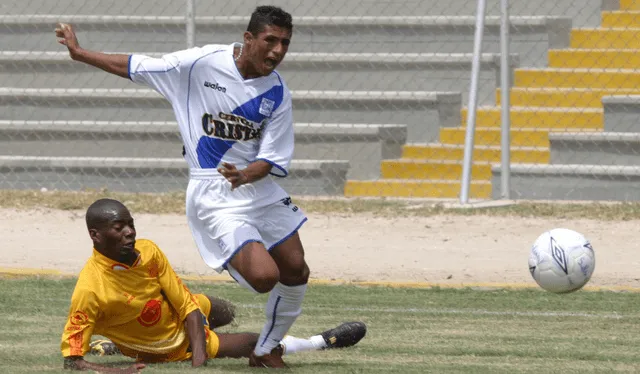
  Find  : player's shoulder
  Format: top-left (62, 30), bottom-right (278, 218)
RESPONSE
top-left (201, 43), bottom-right (230, 53)
top-left (135, 238), bottom-right (161, 253)
top-left (271, 69), bottom-right (289, 87)
top-left (75, 262), bottom-right (105, 295)
top-left (182, 43), bottom-right (229, 57)
top-left (164, 44), bottom-right (229, 64)
top-left (269, 70), bottom-right (291, 97)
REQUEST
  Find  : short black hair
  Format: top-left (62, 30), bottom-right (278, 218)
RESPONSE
top-left (85, 198), bottom-right (128, 230)
top-left (247, 5), bottom-right (293, 35)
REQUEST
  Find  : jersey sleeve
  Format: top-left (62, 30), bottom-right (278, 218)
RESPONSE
top-left (153, 242), bottom-right (201, 321)
top-left (60, 286), bottom-right (101, 357)
top-left (128, 46), bottom-right (216, 100)
top-left (255, 88), bottom-right (294, 177)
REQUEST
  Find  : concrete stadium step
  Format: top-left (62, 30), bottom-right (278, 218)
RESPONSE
top-left (621, 0), bottom-right (640, 10)
top-left (401, 143), bottom-right (549, 163)
top-left (498, 87), bottom-right (640, 108)
top-left (0, 88), bottom-right (459, 143)
top-left (602, 95), bottom-right (640, 132)
top-left (514, 68), bottom-right (640, 89)
top-left (491, 163), bottom-right (640, 201)
top-left (550, 132), bottom-right (640, 165)
top-left (439, 127), bottom-right (601, 147)
top-left (294, 123), bottom-right (406, 180)
top-left (570, 28), bottom-right (640, 49)
top-left (0, 156), bottom-right (350, 195)
top-left (0, 120), bottom-right (405, 181)
top-left (380, 159), bottom-right (493, 180)
top-left (0, 51), bottom-right (517, 105)
top-left (1, 0), bottom-right (604, 27)
top-left (461, 106), bottom-right (603, 129)
top-left (344, 179), bottom-right (491, 199)
top-left (601, 10), bottom-right (640, 27)
top-left (0, 15), bottom-right (571, 66)
top-left (548, 49), bottom-right (640, 69)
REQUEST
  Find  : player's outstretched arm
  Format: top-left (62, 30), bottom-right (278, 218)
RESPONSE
top-left (63, 356), bottom-right (145, 373)
top-left (184, 309), bottom-right (208, 367)
top-left (55, 23), bottom-right (130, 79)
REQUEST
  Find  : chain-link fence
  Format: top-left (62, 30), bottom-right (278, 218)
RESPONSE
top-left (489, 0), bottom-right (640, 202)
top-left (1, 0), bottom-right (635, 201)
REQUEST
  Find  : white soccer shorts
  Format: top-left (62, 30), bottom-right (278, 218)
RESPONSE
top-left (186, 173), bottom-right (307, 273)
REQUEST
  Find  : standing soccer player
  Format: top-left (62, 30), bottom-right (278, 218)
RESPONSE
top-left (55, 6), bottom-right (334, 368)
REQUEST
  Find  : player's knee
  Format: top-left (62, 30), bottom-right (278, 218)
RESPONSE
top-left (280, 261), bottom-right (310, 285)
top-left (248, 268), bottom-right (280, 293)
top-left (294, 262), bottom-right (310, 283)
top-left (302, 263), bottom-right (310, 282)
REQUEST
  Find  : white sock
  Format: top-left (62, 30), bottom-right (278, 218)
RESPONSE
top-left (254, 283), bottom-right (307, 356)
top-left (280, 335), bottom-right (327, 355)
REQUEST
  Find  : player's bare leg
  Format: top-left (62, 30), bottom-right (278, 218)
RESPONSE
top-left (227, 235), bottom-right (309, 368)
top-left (252, 232), bottom-right (309, 368)
top-left (216, 332), bottom-right (260, 358)
top-left (205, 295), bottom-right (236, 329)
top-left (212, 321), bottom-right (368, 361)
top-left (227, 242), bottom-right (286, 367)
top-left (269, 232), bottom-right (310, 287)
top-left (228, 241), bottom-right (280, 293)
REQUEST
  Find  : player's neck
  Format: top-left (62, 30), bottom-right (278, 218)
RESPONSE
top-left (96, 247), bottom-right (139, 267)
top-left (234, 45), bottom-right (261, 80)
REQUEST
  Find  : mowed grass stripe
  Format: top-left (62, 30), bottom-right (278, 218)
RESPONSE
top-left (236, 303), bottom-right (630, 319)
top-left (0, 301), bottom-right (635, 321)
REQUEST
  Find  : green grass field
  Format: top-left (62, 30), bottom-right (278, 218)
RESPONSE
top-left (1, 277), bottom-right (639, 373)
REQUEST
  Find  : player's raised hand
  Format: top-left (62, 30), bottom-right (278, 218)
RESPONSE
top-left (55, 23), bottom-right (81, 56)
top-left (218, 162), bottom-right (249, 190)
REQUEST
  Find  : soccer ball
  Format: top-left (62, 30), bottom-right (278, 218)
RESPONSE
top-left (528, 228), bottom-right (595, 293)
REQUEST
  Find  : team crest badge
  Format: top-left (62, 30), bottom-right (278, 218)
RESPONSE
top-left (259, 98), bottom-right (275, 116)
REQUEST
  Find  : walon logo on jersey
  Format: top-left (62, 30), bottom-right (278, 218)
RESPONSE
top-left (204, 81), bottom-right (227, 93)
top-left (202, 112), bottom-right (264, 141)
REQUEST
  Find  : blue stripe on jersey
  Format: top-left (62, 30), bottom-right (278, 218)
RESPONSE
top-left (196, 81), bottom-right (285, 168)
top-left (127, 55), bottom-right (133, 80)
top-left (231, 83), bottom-right (284, 123)
top-left (196, 138), bottom-right (236, 169)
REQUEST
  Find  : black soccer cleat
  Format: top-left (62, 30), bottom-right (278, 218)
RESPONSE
top-left (321, 321), bottom-right (367, 349)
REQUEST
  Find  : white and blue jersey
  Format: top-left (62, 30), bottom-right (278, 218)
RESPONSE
top-left (128, 43), bottom-right (294, 178)
top-left (128, 43), bottom-right (306, 272)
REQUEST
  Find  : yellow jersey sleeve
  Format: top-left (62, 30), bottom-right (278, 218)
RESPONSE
top-left (153, 242), bottom-right (200, 322)
top-left (60, 286), bottom-right (101, 357)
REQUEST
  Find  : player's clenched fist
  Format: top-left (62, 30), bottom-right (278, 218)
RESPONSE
top-left (55, 23), bottom-right (81, 56)
top-left (218, 162), bottom-right (249, 190)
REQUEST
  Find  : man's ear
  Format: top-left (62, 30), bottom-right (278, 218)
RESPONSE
top-left (89, 228), bottom-right (100, 243)
top-left (243, 31), bottom-right (254, 45)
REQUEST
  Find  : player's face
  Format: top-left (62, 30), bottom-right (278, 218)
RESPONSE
top-left (91, 208), bottom-right (137, 264)
top-left (245, 24), bottom-right (291, 76)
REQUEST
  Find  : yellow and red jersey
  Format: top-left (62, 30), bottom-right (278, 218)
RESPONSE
top-left (60, 239), bottom-right (219, 362)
